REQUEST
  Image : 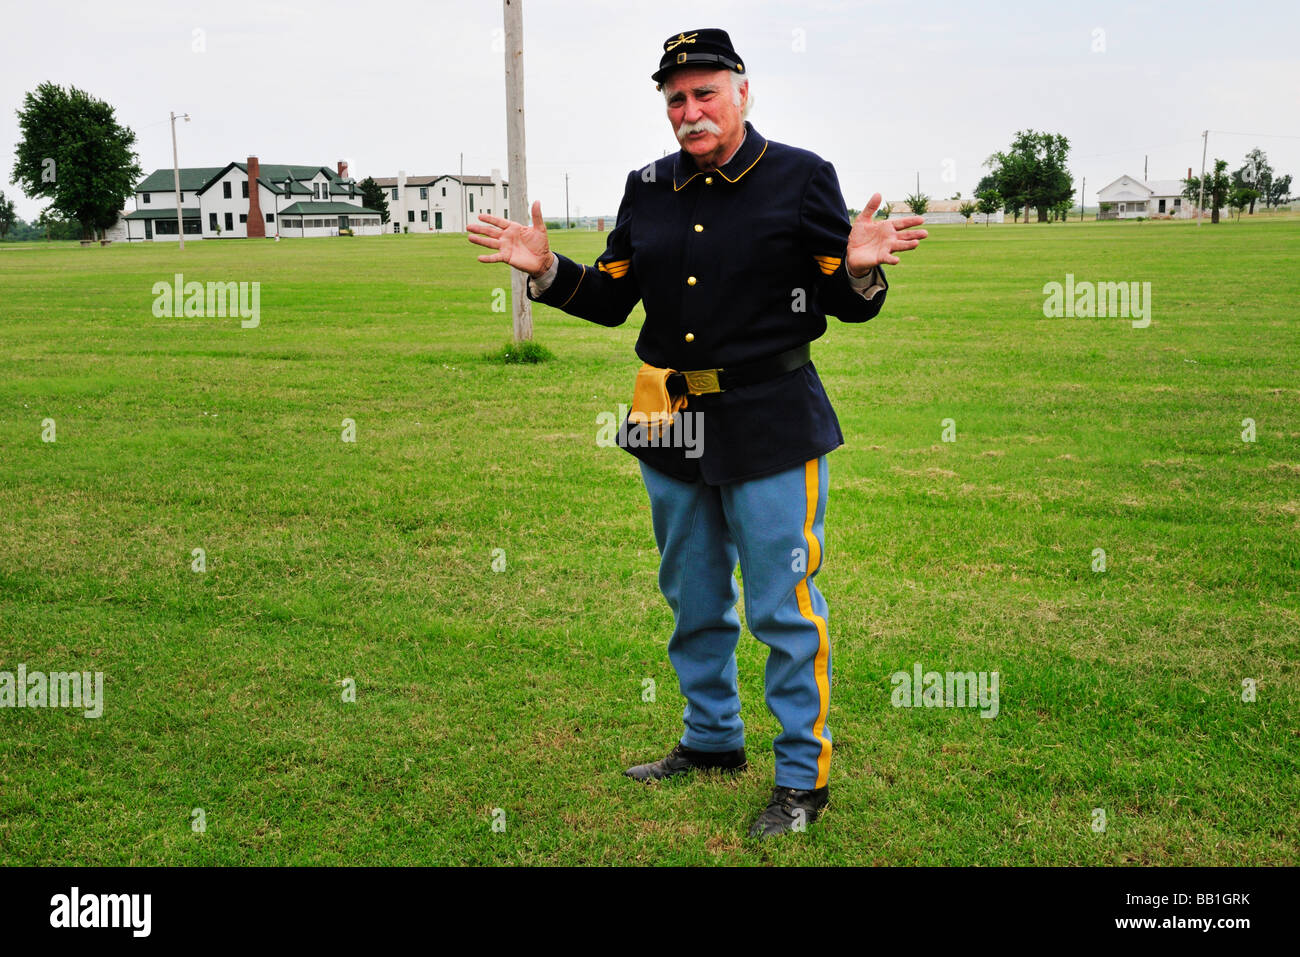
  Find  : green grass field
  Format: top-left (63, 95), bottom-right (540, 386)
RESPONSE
top-left (1, 215), bottom-right (1297, 865)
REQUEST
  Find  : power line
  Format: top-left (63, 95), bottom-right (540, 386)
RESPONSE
top-left (1208, 129), bottom-right (1300, 140)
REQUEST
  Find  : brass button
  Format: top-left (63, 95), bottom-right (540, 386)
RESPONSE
top-left (685, 333), bottom-right (695, 343)
top-left (704, 176), bottom-right (713, 185)
top-left (694, 224), bottom-right (703, 232)
top-left (687, 276), bottom-right (697, 286)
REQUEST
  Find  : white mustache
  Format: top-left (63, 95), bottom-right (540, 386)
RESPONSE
top-left (676, 118), bottom-right (722, 142)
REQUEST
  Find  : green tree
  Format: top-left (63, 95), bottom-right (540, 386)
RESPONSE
top-left (904, 192), bottom-right (929, 216)
top-left (35, 206), bottom-right (80, 240)
top-left (1233, 148), bottom-right (1271, 215)
top-left (1228, 184), bottom-right (1259, 221)
top-left (1264, 173), bottom-right (1292, 210)
top-left (1184, 159), bottom-right (1231, 223)
top-left (985, 130), bottom-right (1073, 222)
top-left (10, 83), bottom-right (141, 240)
top-left (0, 190), bottom-right (15, 239)
top-left (358, 176), bottom-right (390, 224)
top-left (975, 188), bottom-right (1001, 227)
top-left (958, 200), bottom-right (976, 225)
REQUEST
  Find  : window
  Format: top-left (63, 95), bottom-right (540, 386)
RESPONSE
top-left (143, 192), bottom-right (151, 204)
top-left (420, 210), bottom-right (427, 221)
top-left (391, 187), bottom-right (398, 200)
top-left (441, 186), bottom-right (446, 196)
top-left (223, 182), bottom-right (232, 199)
top-left (225, 212), bottom-right (233, 231)
top-left (1158, 199), bottom-right (1166, 213)
top-left (239, 214), bottom-right (247, 223)
top-left (1174, 198), bottom-right (1182, 207)
top-left (468, 195), bottom-right (474, 212)
top-left (242, 181), bottom-right (249, 199)
top-left (155, 219), bottom-right (201, 235)
top-left (503, 185), bottom-right (507, 198)
top-left (266, 213), bottom-right (275, 223)
top-left (209, 213), bottom-right (218, 231)
top-left (420, 187), bottom-right (428, 200)
top-left (435, 211), bottom-right (442, 229)
top-left (408, 210), bottom-right (415, 222)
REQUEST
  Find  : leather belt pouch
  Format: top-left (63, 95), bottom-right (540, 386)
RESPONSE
top-left (630, 363), bottom-right (689, 439)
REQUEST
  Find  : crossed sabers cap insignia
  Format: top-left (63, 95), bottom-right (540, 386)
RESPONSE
top-left (665, 32), bottom-right (698, 51)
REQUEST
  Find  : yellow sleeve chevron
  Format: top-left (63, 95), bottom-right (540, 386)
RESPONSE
top-left (597, 259), bottom-right (631, 278)
top-left (813, 255), bottom-right (842, 276)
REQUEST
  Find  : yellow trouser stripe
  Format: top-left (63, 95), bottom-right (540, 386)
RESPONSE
top-left (795, 458), bottom-right (832, 788)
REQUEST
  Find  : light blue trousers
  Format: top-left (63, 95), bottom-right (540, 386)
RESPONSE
top-left (639, 456), bottom-right (833, 791)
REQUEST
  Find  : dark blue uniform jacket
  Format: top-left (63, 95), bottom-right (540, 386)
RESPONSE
top-left (527, 120), bottom-right (888, 485)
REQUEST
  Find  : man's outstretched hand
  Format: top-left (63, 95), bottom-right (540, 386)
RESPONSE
top-left (846, 193), bottom-right (928, 277)
top-left (467, 200), bottom-right (554, 278)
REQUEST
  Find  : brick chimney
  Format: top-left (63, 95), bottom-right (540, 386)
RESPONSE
top-left (1187, 167), bottom-right (1192, 180)
top-left (246, 156), bottom-right (266, 238)
top-left (337, 160), bottom-right (349, 179)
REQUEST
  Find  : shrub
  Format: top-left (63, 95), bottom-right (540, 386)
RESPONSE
top-left (486, 339), bottom-right (554, 364)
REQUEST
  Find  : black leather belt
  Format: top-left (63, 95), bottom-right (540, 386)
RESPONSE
top-left (667, 343), bottom-right (811, 396)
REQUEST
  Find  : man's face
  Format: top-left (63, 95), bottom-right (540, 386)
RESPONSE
top-left (663, 66), bottom-right (746, 170)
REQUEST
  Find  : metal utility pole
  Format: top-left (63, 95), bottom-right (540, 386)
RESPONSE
top-left (170, 111), bottom-right (190, 249)
top-left (565, 173), bottom-right (570, 230)
top-left (1144, 154), bottom-right (1148, 183)
top-left (503, 0), bottom-right (533, 342)
top-left (1197, 130), bottom-right (1208, 226)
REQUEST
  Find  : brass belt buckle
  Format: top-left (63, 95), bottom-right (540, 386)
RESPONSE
top-left (682, 368), bottom-right (723, 394)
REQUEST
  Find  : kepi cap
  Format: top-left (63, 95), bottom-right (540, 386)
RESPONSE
top-left (652, 28), bottom-right (745, 83)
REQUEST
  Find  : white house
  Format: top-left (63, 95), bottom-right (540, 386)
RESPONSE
top-left (373, 169), bottom-right (508, 233)
top-left (887, 198), bottom-right (1003, 224)
top-left (121, 157), bottom-right (383, 241)
top-left (1096, 171), bottom-right (1215, 219)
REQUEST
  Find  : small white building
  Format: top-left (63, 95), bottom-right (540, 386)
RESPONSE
top-left (1096, 172), bottom-right (1217, 220)
top-left (121, 158), bottom-right (383, 241)
top-left (887, 198), bottom-right (1003, 224)
top-left (374, 169), bottom-right (508, 233)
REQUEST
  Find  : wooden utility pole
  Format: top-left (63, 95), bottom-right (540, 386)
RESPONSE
top-left (1080, 177), bottom-right (1085, 221)
top-left (1197, 130), bottom-right (1208, 226)
top-left (170, 111), bottom-right (190, 249)
top-left (503, 0), bottom-right (533, 342)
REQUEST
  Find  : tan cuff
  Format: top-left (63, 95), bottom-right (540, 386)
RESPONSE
top-left (528, 254), bottom-right (560, 295)
top-left (848, 264), bottom-right (885, 301)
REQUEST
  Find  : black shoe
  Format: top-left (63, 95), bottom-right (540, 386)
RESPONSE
top-left (747, 785), bottom-right (830, 838)
top-left (623, 742), bottom-right (748, 781)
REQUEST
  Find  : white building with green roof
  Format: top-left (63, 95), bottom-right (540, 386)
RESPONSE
top-left (123, 157), bottom-right (383, 241)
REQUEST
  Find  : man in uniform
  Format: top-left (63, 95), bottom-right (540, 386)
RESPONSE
top-left (468, 28), bottom-right (927, 838)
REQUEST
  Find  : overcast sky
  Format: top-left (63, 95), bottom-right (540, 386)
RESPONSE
top-left (3, 0), bottom-right (1298, 223)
